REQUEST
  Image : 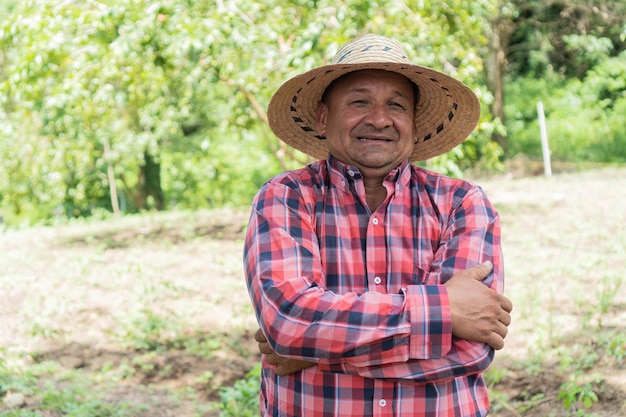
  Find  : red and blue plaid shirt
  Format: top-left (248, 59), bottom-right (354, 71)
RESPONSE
top-left (244, 156), bottom-right (504, 416)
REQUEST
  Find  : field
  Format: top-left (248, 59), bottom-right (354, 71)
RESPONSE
top-left (1, 166), bottom-right (625, 416)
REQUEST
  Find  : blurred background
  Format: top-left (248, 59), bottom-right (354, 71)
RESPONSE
top-left (1, 0), bottom-right (625, 226)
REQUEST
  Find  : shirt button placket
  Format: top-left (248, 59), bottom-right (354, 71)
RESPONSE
top-left (373, 382), bottom-right (393, 417)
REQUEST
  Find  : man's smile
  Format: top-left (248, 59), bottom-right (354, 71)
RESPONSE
top-left (357, 137), bottom-right (393, 142)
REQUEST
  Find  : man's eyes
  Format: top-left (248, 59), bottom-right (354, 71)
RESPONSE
top-left (389, 102), bottom-right (406, 110)
top-left (349, 100), bottom-right (406, 110)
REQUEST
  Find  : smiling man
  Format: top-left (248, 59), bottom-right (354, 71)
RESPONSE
top-left (317, 69), bottom-right (419, 210)
top-left (244, 34), bottom-right (513, 416)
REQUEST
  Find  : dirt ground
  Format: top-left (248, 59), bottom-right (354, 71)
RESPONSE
top-left (480, 166), bottom-right (626, 417)
top-left (1, 166), bottom-right (625, 416)
top-left (1, 209), bottom-right (260, 416)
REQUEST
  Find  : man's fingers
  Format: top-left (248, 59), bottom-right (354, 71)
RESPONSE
top-left (255, 329), bottom-right (274, 356)
top-left (463, 260), bottom-right (493, 282)
top-left (265, 353), bottom-right (280, 366)
top-left (501, 296), bottom-right (513, 313)
top-left (254, 327), bottom-right (317, 376)
top-left (258, 341), bottom-right (274, 355)
top-left (276, 359), bottom-right (317, 376)
top-left (495, 320), bottom-right (508, 339)
top-left (445, 261), bottom-right (494, 288)
top-left (254, 328), bottom-right (267, 343)
top-left (499, 309), bottom-right (512, 327)
top-left (481, 260), bottom-right (493, 271)
top-left (487, 333), bottom-right (505, 351)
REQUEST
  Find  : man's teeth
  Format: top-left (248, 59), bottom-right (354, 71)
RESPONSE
top-left (358, 137), bottom-right (390, 142)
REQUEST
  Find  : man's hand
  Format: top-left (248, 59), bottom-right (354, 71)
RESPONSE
top-left (254, 328), bottom-right (316, 376)
top-left (444, 261), bottom-right (513, 350)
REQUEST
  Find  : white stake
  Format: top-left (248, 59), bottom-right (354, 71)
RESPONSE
top-left (537, 101), bottom-right (552, 177)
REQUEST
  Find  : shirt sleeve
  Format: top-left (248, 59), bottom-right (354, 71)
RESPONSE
top-left (244, 179), bottom-right (503, 383)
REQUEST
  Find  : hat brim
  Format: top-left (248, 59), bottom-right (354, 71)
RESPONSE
top-left (268, 62), bottom-right (480, 162)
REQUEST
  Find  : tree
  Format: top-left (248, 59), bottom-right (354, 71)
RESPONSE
top-left (482, 1), bottom-right (517, 152)
top-left (1, 0), bottom-right (503, 225)
top-left (476, 0), bottom-right (626, 156)
top-left (508, 0), bottom-right (626, 78)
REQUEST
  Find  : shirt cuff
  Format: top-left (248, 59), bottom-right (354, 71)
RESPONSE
top-left (406, 285), bottom-right (452, 359)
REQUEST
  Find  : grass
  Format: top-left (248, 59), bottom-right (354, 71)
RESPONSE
top-left (0, 208), bottom-right (257, 416)
top-left (480, 167), bottom-right (626, 416)
top-left (1, 168), bottom-right (626, 416)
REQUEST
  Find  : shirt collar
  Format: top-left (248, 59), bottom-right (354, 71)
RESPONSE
top-left (326, 155), bottom-right (412, 194)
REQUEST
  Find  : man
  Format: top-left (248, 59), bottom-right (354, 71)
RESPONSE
top-left (244, 34), bottom-right (512, 416)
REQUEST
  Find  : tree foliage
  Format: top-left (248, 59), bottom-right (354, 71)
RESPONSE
top-left (508, 0), bottom-right (626, 78)
top-left (1, 0), bottom-right (624, 226)
top-left (502, 0), bottom-right (626, 162)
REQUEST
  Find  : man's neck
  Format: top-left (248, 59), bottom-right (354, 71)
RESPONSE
top-left (363, 177), bottom-right (387, 211)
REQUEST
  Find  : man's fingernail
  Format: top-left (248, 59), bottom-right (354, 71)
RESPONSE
top-left (483, 260), bottom-right (493, 269)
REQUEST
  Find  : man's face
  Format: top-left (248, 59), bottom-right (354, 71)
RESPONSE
top-left (315, 69), bottom-right (417, 177)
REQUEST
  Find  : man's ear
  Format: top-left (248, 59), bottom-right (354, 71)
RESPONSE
top-left (315, 101), bottom-right (328, 135)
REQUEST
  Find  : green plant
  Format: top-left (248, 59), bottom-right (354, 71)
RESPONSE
top-left (38, 382), bottom-right (120, 416)
top-left (504, 52), bottom-right (626, 165)
top-left (516, 393), bottom-right (546, 413)
top-left (194, 370), bottom-right (215, 386)
top-left (484, 366), bottom-right (507, 388)
top-left (557, 372), bottom-right (601, 412)
top-left (598, 331), bottom-right (626, 363)
top-left (596, 272), bottom-right (623, 328)
top-left (180, 334), bottom-right (223, 359)
top-left (485, 366), bottom-right (531, 416)
top-left (1, 353), bottom-right (138, 417)
top-left (116, 308), bottom-right (181, 351)
top-left (217, 363), bottom-right (261, 417)
top-left (556, 344), bottom-right (600, 372)
top-left (0, 349), bottom-right (36, 398)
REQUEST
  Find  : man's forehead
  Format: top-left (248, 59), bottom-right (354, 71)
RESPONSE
top-left (325, 69), bottom-right (415, 97)
top-left (336, 69), bottom-right (412, 84)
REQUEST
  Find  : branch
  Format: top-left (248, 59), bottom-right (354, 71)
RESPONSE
top-left (218, 74), bottom-right (309, 170)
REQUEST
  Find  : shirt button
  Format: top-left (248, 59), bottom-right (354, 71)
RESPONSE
top-left (379, 399), bottom-right (387, 407)
top-left (348, 170), bottom-right (355, 177)
top-left (341, 180), bottom-right (345, 186)
top-left (374, 276), bottom-right (382, 285)
top-left (372, 218), bottom-right (379, 225)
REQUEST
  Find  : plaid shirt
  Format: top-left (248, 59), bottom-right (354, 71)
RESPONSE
top-left (244, 156), bottom-right (504, 416)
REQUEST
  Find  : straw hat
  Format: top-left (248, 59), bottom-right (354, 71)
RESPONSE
top-left (267, 34), bottom-right (481, 162)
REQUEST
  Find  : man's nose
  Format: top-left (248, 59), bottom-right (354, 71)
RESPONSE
top-left (363, 105), bottom-right (392, 129)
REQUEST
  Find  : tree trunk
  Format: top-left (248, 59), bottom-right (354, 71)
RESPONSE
top-left (139, 151), bottom-right (165, 210)
top-left (485, 15), bottom-right (511, 154)
top-left (103, 137), bottom-right (120, 216)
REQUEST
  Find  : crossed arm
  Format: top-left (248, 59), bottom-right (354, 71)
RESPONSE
top-left (244, 182), bottom-right (513, 381)
top-left (256, 261), bottom-right (512, 376)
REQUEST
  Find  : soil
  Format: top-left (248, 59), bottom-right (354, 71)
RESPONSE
top-left (1, 167), bottom-right (625, 416)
